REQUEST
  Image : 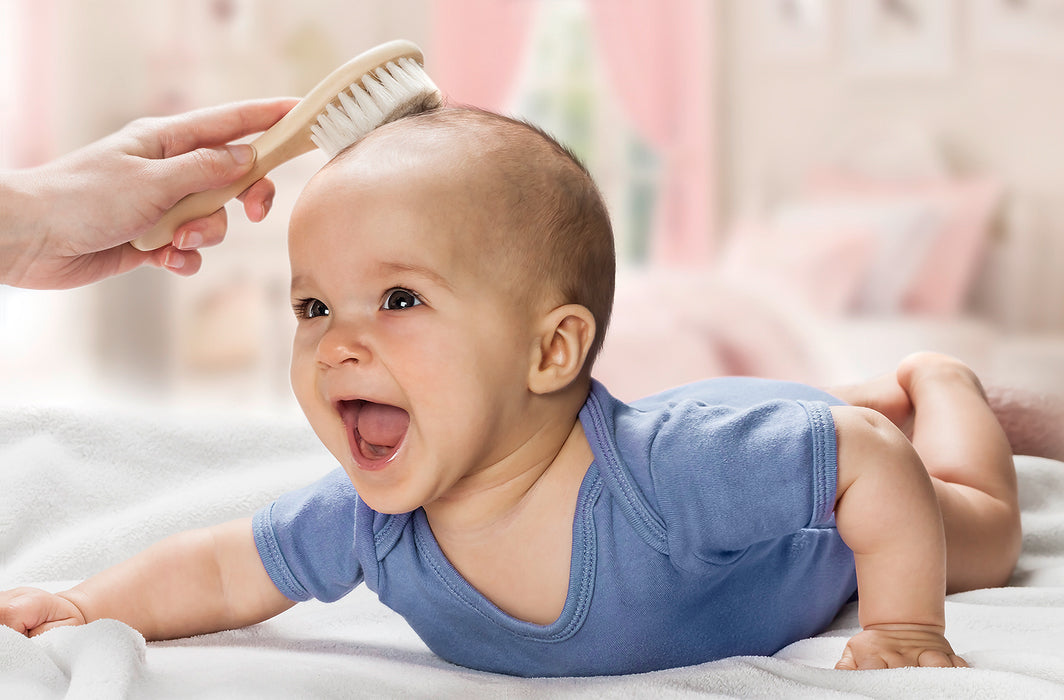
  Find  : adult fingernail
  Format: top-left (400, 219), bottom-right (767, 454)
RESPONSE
top-left (163, 249), bottom-right (185, 270)
top-left (228, 144), bottom-right (255, 165)
top-left (177, 230), bottom-right (204, 250)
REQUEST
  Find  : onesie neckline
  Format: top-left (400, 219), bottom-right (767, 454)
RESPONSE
top-left (409, 424), bottom-right (604, 642)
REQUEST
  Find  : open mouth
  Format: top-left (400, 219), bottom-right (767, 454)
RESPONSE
top-left (336, 399), bottom-right (410, 469)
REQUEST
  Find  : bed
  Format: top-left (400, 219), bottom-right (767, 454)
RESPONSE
top-left (5, 207), bottom-right (1064, 698)
top-left (1, 386), bottom-right (1063, 698)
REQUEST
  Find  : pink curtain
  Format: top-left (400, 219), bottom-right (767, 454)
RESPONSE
top-left (427, 0), bottom-right (537, 111)
top-left (428, 0), bottom-right (716, 265)
top-left (7, 0), bottom-right (57, 166)
top-left (587, 0), bottom-right (716, 264)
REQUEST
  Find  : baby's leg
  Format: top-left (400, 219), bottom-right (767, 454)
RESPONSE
top-left (896, 353), bottom-right (1021, 593)
top-left (829, 369), bottom-right (1064, 462)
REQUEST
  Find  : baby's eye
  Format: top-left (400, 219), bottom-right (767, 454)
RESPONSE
top-left (381, 288), bottom-right (422, 310)
top-left (293, 298), bottom-right (330, 319)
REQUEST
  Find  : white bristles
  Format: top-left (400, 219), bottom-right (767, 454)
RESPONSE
top-left (310, 56), bottom-right (442, 158)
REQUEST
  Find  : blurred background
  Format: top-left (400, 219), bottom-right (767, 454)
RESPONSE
top-left (2, 0), bottom-right (1063, 414)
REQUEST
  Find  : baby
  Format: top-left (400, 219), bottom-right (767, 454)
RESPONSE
top-left (0, 108), bottom-right (1052, 677)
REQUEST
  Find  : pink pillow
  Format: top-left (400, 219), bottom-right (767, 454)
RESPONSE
top-left (804, 172), bottom-right (1002, 315)
top-left (720, 219), bottom-right (877, 316)
top-left (769, 200), bottom-right (941, 314)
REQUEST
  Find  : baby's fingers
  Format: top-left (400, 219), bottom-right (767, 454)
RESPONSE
top-left (834, 647), bottom-right (889, 670)
top-left (0, 588), bottom-right (84, 636)
top-left (27, 617), bottom-right (82, 638)
top-left (834, 646), bottom-right (856, 670)
top-left (0, 589), bottom-right (53, 635)
top-left (918, 649), bottom-right (968, 668)
top-left (836, 646), bottom-right (969, 670)
top-left (236, 177), bottom-right (277, 223)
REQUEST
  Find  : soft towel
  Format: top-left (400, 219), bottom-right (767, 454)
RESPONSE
top-left (1, 404), bottom-right (1062, 698)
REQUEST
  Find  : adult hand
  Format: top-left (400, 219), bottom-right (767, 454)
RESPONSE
top-left (0, 97), bottom-right (298, 289)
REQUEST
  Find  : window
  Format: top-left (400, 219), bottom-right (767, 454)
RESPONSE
top-left (510, 0), bottom-right (660, 265)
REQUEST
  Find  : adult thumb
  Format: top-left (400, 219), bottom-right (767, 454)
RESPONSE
top-left (158, 143), bottom-right (257, 201)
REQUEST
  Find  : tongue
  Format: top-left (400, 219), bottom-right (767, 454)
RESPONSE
top-left (357, 402), bottom-right (409, 451)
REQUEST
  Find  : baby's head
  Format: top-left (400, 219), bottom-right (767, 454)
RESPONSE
top-left (287, 108), bottom-right (614, 513)
top-left (341, 108), bottom-right (612, 364)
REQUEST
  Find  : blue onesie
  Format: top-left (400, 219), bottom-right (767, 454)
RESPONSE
top-left (253, 378), bottom-right (857, 677)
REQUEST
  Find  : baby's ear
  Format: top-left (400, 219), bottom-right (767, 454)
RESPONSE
top-left (528, 304), bottom-right (596, 395)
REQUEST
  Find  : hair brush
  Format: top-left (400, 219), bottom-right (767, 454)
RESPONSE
top-left (132, 39), bottom-right (442, 251)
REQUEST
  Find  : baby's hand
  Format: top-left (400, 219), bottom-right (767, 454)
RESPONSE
top-left (0, 587), bottom-right (86, 637)
top-left (835, 624), bottom-right (967, 670)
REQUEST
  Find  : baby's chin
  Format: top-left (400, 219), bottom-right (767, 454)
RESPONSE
top-left (353, 487), bottom-right (423, 516)
top-left (337, 467), bottom-right (429, 516)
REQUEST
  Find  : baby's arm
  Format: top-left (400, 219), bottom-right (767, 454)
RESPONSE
top-left (0, 518), bottom-right (294, 640)
top-left (830, 405), bottom-right (966, 670)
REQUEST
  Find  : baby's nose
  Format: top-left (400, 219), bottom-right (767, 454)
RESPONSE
top-left (316, 321), bottom-right (370, 367)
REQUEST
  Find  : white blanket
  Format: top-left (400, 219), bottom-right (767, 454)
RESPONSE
top-left (1, 404), bottom-right (1062, 698)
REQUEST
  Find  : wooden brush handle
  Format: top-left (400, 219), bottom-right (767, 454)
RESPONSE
top-left (130, 39), bottom-right (426, 252)
top-left (130, 122), bottom-right (317, 251)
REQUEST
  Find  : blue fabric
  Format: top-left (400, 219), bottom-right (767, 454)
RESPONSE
top-left (254, 377), bottom-right (857, 677)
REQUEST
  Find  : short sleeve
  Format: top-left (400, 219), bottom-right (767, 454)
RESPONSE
top-left (648, 397), bottom-right (837, 566)
top-left (253, 467), bottom-right (364, 603)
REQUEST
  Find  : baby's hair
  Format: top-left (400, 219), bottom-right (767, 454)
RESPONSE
top-left (340, 106), bottom-right (616, 372)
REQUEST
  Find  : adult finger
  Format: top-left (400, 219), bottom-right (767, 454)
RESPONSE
top-left (156, 246), bottom-right (204, 277)
top-left (174, 208), bottom-right (229, 251)
top-left (236, 177), bottom-right (277, 223)
top-left (148, 98), bottom-right (299, 158)
top-left (146, 143), bottom-right (258, 207)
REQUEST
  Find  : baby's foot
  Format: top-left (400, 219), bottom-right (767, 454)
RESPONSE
top-left (827, 371), bottom-right (914, 436)
top-left (898, 352), bottom-right (1064, 461)
top-left (896, 352), bottom-right (988, 405)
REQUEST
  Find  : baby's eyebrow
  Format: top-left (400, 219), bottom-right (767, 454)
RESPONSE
top-left (289, 274), bottom-right (313, 293)
top-left (380, 261), bottom-right (453, 291)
